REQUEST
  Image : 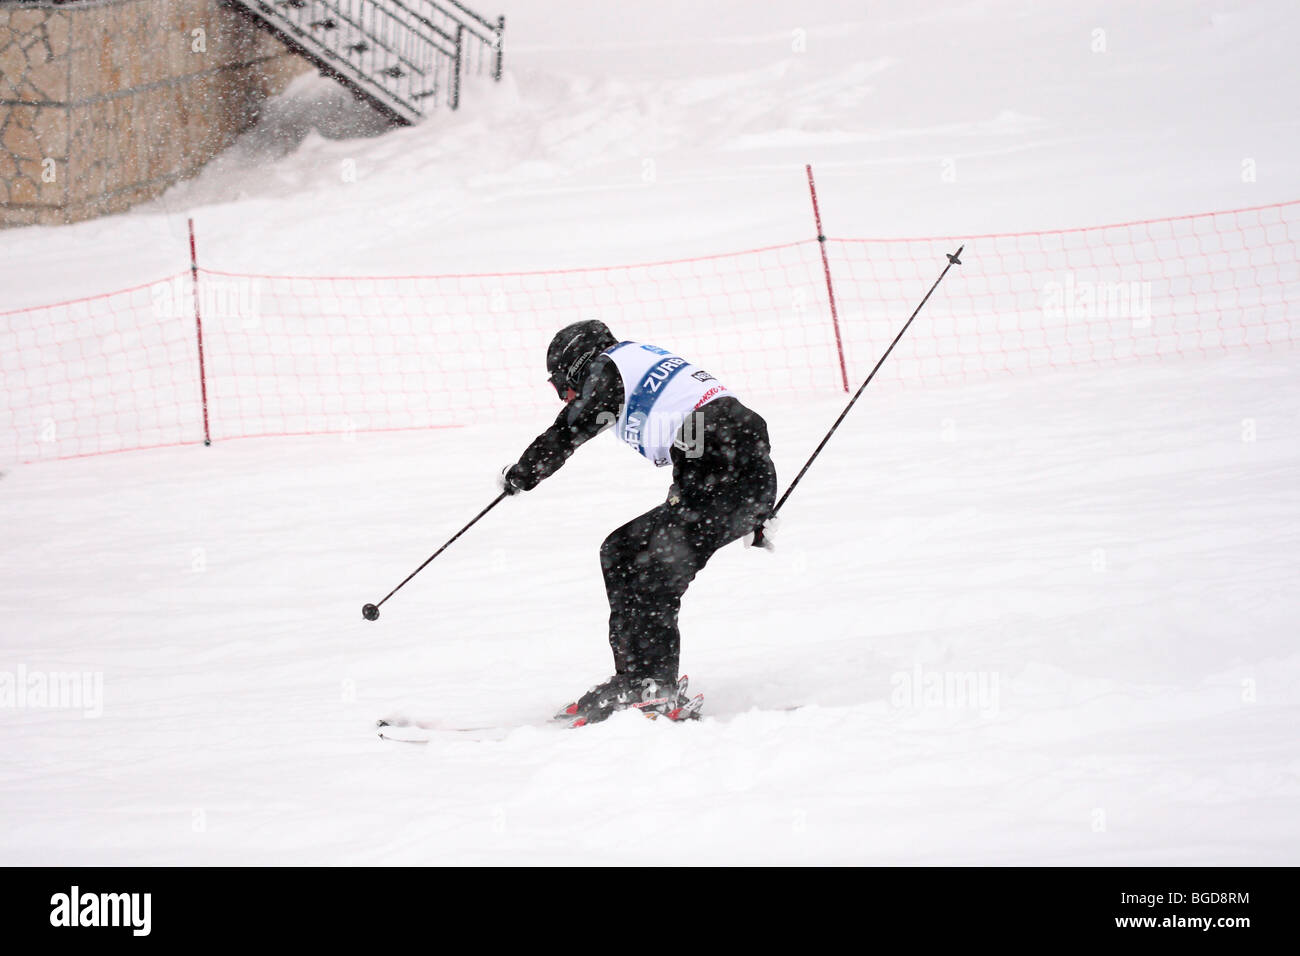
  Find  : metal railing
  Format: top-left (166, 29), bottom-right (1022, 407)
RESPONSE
top-left (227, 0), bottom-right (504, 123)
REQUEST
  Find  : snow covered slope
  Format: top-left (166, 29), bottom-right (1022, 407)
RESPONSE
top-left (2, 0), bottom-right (1297, 301)
top-left (1, 0), bottom-right (1298, 864)
top-left (3, 353), bottom-right (1297, 865)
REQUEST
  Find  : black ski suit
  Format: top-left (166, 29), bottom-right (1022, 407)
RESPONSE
top-left (507, 354), bottom-right (777, 682)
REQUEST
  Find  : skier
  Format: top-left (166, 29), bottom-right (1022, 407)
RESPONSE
top-left (500, 320), bottom-right (778, 726)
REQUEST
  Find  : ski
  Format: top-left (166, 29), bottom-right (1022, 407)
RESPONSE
top-left (377, 730), bottom-right (429, 745)
top-left (375, 717), bottom-right (520, 743)
top-left (377, 687), bottom-right (705, 741)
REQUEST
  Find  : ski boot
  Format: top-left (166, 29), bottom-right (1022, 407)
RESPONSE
top-left (555, 675), bottom-right (703, 728)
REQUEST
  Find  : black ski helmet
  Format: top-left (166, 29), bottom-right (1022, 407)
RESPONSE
top-left (546, 320), bottom-right (617, 399)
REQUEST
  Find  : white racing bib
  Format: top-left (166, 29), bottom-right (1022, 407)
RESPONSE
top-left (603, 341), bottom-right (730, 466)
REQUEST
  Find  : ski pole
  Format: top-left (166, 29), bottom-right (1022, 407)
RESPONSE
top-left (362, 491), bottom-right (508, 621)
top-left (769, 245), bottom-right (964, 522)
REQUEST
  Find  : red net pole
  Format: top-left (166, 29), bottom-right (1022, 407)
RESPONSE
top-left (188, 217), bottom-right (212, 446)
top-left (806, 163), bottom-right (851, 393)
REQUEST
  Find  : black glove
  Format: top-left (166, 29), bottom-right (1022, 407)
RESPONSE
top-left (498, 465), bottom-right (528, 496)
top-left (744, 515), bottom-right (779, 552)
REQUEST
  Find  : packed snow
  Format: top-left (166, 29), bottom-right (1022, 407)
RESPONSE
top-left (2, 0), bottom-right (1298, 864)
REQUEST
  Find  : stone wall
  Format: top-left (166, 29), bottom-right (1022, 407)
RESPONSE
top-left (0, 0), bottom-right (310, 227)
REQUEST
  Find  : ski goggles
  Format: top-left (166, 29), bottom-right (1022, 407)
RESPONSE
top-left (548, 375), bottom-right (577, 403)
